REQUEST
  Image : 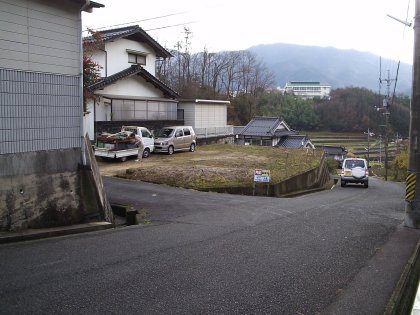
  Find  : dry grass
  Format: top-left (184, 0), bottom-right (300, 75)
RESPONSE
top-left (98, 144), bottom-right (324, 190)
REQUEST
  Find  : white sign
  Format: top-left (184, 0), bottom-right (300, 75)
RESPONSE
top-left (254, 169), bottom-right (270, 182)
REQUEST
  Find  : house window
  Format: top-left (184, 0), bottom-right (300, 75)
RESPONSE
top-left (128, 53), bottom-right (146, 65)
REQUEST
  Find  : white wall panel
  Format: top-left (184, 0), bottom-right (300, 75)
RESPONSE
top-left (0, 0), bottom-right (81, 76)
top-left (103, 39), bottom-right (157, 76)
top-left (95, 76), bottom-right (164, 98)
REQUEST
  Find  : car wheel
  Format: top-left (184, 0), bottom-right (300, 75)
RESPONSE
top-left (120, 156), bottom-right (127, 162)
top-left (341, 180), bottom-right (346, 187)
top-left (364, 181), bottom-right (369, 188)
top-left (189, 143), bottom-right (195, 152)
top-left (168, 146), bottom-right (174, 155)
top-left (142, 148), bottom-right (150, 158)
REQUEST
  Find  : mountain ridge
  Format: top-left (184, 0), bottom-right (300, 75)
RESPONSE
top-left (248, 43), bottom-right (412, 95)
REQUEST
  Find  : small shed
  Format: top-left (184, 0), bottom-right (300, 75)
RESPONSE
top-left (177, 99), bottom-right (230, 128)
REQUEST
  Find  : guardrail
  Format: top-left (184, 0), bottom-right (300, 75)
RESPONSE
top-left (194, 126), bottom-right (234, 139)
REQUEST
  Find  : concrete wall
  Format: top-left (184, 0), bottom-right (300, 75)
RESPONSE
top-left (0, 149), bottom-right (84, 231)
top-left (0, 143), bottom-right (114, 231)
top-left (198, 154), bottom-right (331, 197)
top-left (197, 136), bottom-right (234, 145)
top-left (272, 155), bottom-right (330, 196)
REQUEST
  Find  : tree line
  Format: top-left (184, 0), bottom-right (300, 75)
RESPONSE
top-left (83, 28), bottom-right (409, 137)
top-left (156, 29), bottom-right (409, 137)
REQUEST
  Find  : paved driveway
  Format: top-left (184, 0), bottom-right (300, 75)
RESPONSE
top-left (0, 176), bottom-right (418, 314)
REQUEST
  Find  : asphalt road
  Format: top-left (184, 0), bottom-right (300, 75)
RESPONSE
top-left (0, 176), bottom-right (419, 314)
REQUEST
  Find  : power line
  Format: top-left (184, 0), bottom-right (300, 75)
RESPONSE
top-left (145, 21), bottom-right (197, 32)
top-left (82, 11), bottom-right (189, 32)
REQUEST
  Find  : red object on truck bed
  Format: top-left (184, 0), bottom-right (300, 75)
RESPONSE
top-left (96, 131), bottom-right (134, 143)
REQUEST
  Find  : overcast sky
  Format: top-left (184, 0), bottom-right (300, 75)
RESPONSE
top-left (82, 0), bottom-right (414, 65)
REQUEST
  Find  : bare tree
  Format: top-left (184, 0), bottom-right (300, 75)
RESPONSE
top-left (156, 30), bottom-right (275, 122)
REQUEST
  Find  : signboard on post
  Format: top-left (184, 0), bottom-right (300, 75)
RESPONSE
top-left (254, 169), bottom-right (270, 182)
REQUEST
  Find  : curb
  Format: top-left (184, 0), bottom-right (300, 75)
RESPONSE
top-left (0, 222), bottom-right (114, 244)
top-left (385, 237), bottom-right (420, 314)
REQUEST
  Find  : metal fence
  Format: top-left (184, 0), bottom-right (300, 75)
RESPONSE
top-left (194, 126), bottom-right (234, 139)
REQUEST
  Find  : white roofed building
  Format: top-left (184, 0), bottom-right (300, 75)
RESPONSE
top-left (284, 81), bottom-right (331, 100)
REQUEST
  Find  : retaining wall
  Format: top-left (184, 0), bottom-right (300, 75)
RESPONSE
top-left (0, 139), bottom-right (113, 231)
top-left (200, 154), bottom-right (331, 197)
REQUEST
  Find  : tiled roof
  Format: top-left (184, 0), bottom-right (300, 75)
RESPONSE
top-left (84, 25), bottom-right (172, 58)
top-left (233, 126), bottom-right (244, 135)
top-left (239, 116), bottom-right (285, 137)
top-left (71, 0), bottom-right (104, 11)
top-left (319, 145), bottom-right (347, 155)
top-left (277, 135), bottom-right (309, 148)
top-left (88, 65), bottom-right (179, 98)
top-left (274, 129), bottom-right (297, 137)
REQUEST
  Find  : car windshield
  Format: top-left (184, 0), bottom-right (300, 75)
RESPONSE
top-left (344, 160), bottom-right (365, 169)
top-left (156, 128), bottom-right (174, 138)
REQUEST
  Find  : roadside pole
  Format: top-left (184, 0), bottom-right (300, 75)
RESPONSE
top-left (405, 0), bottom-right (420, 228)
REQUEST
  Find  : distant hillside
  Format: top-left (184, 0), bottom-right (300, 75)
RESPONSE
top-left (248, 43), bottom-right (412, 95)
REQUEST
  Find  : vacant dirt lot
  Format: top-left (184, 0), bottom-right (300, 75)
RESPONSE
top-left (97, 144), bottom-right (323, 189)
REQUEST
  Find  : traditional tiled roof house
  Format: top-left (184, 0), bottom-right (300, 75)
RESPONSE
top-left (84, 25), bottom-right (179, 138)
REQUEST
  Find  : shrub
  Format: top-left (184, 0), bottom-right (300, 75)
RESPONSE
top-left (325, 157), bottom-right (339, 173)
top-left (392, 150), bottom-right (408, 182)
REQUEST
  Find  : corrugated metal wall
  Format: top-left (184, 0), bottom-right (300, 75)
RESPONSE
top-left (0, 68), bottom-right (82, 154)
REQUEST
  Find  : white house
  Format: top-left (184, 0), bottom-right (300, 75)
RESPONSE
top-left (84, 25), bottom-right (179, 139)
top-left (84, 25), bottom-right (233, 141)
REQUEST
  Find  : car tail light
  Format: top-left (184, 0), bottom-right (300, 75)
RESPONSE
top-left (365, 168), bottom-right (369, 176)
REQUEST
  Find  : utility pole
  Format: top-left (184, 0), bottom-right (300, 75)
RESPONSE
top-left (405, 0), bottom-right (420, 228)
top-left (379, 70), bottom-right (394, 181)
top-left (379, 135), bottom-right (382, 164)
top-left (367, 128), bottom-right (371, 164)
top-left (364, 128), bottom-right (374, 165)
